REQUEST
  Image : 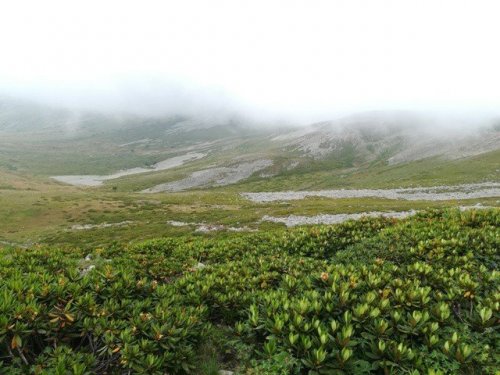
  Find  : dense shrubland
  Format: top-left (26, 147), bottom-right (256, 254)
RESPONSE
top-left (0, 209), bottom-right (498, 374)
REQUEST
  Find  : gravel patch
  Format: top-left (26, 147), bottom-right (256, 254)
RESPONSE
top-left (119, 138), bottom-right (153, 147)
top-left (195, 224), bottom-right (226, 233)
top-left (262, 210), bottom-right (418, 227)
top-left (261, 204), bottom-right (496, 227)
top-left (71, 221), bottom-right (134, 230)
top-left (167, 220), bottom-right (255, 232)
top-left (143, 159), bottom-right (273, 193)
top-left (52, 152), bottom-right (206, 187)
top-left (166, 220), bottom-right (191, 227)
top-left (0, 240), bottom-right (29, 249)
top-left (242, 182), bottom-right (500, 203)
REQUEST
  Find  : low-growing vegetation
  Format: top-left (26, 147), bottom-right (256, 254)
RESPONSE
top-left (0, 209), bottom-right (498, 374)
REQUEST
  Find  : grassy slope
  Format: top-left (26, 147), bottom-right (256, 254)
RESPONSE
top-left (225, 149), bottom-right (500, 191)
top-left (59, 147), bottom-right (500, 194)
top-left (1, 113), bottom-right (498, 248)
top-left (1, 148), bottom-right (499, 248)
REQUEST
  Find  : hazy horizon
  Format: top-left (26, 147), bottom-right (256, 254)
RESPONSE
top-left (1, 0), bottom-right (500, 123)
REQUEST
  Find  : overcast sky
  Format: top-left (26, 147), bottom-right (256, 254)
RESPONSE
top-left (0, 0), bottom-right (499, 121)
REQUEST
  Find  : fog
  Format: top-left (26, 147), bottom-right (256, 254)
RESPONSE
top-left (1, 0), bottom-right (500, 124)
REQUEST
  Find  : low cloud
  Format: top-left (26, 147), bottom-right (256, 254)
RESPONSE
top-left (0, 1), bottom-right (499, 124)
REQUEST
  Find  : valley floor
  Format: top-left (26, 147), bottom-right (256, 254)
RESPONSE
top-left (0, 174), bottom-right (499, 248)
top-left (1, 145), bottom-right (499, 248)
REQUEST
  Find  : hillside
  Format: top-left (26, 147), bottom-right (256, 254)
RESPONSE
top-left (1, 99), bottom-right (499, 191)
top-left (1, 98), bottom-right (499, 248)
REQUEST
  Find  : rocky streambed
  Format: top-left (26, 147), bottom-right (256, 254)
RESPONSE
top-left (242, 182), bottom-right (500, 203)
top-left (52, 152), bottom-right (206, 187)
top-left (261, 204), bottom-right (495, 227)
top-left (143, 159), bottom-right (273, 192)
top-left (262, 210), bottom-right (417, 227)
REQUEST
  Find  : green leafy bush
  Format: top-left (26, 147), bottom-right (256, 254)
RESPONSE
top-left (0, 209), bottom-right (498, 373)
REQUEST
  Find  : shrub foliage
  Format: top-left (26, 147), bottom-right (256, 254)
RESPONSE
top-left (0, 209), bottom-right (498, 374)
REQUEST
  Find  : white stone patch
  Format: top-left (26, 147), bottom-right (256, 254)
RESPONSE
top-left (119, 138), bottom-right (153, 147)
top-left (71, 221), bottom-right (134, 230)
top-left (167, 220), bottom-right (255, 232)
top-left (52, 152), bottom-right (206, 187)
top-left (261, 205), bottom-right (496, 227)
top-left (195, 224), bottom-right (226, 233)
top-left (143, 159), bottom-right (273, 193)
top-left (166, 220), bottom-right (190, 227)
top-left (242, 182), bottom-right (500, 203)
top-left (262, 210), bottom-right (417, 227)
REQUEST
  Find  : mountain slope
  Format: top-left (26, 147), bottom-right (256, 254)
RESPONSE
top-left (0, 98), bottom-right (498, 191)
